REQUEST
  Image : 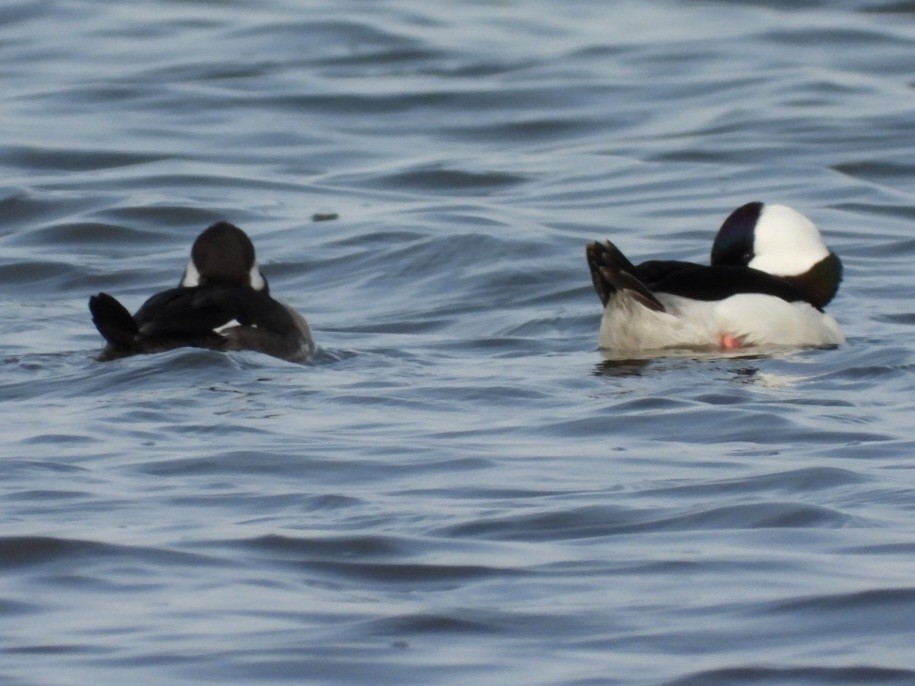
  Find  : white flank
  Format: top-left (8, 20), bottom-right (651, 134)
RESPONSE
top-left (214, 319), bottom-right (241, 335)
top-left (599, 291), bottom-right (844, 353)
top-left (710, 293), bottom-right (843, 347)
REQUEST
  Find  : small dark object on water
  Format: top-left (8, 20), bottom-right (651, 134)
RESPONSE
top-left (312, 212), bottom-right (338, 222)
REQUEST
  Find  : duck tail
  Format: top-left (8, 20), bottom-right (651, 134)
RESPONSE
top-left (586, 241), bottom-right (665, 311)
top-left (89, 293), bottom-right (139, 348)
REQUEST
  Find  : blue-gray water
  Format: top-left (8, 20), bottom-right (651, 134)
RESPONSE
top-left (2, 1), bottom-right (915, 684)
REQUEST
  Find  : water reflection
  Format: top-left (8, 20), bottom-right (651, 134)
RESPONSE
top-left (592, 349), bottom-right (809, 389)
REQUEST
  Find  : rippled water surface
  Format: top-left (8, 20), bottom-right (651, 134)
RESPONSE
top-left (3, 1), bottom-right (915, 684)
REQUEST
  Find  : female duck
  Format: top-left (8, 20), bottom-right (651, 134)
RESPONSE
top-left (89, 221), bottom-right (314, 362)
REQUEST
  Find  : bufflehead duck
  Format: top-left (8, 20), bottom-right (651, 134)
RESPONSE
top-left (89, 221), bottom-right (314, 362)
top-left (586, 202), bottom-right (843, 353)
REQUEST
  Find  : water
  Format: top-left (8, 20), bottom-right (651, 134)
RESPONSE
top-left (2, 1), bottom-right (915, 684)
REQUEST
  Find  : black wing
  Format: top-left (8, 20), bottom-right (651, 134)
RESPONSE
top-left (641, 262), bottom-right (817, 308)
top-left (134, 286), bottom-right (295, 338)
top-left (587, 243), bottom-right (817, 311)
top-left (633, 259), bottom-right (702, 286)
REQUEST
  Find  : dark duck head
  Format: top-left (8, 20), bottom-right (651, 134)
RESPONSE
top-left (180, 221), bottom-right (267, 291)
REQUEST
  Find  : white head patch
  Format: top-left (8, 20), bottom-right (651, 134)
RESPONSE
top-left (249, 263), bottom-right (265, 291)
top-left (181, 259), bottom-right (266, 290)
top-left (749, 204), bottom-right (829, 277)
top-left (181, 259), bottom-right (201, 287)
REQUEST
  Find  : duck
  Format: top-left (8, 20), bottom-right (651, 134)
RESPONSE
top-left (585, 202), bottom-right (843, 353)
top-left (89, 221), bottom-right (314, 362)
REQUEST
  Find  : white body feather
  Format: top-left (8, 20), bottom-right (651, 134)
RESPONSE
top-left (599, 291), bottom-right (844, 353)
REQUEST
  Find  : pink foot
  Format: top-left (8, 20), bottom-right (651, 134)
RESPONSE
top-left (720, 333), bottom-right (743, 350)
